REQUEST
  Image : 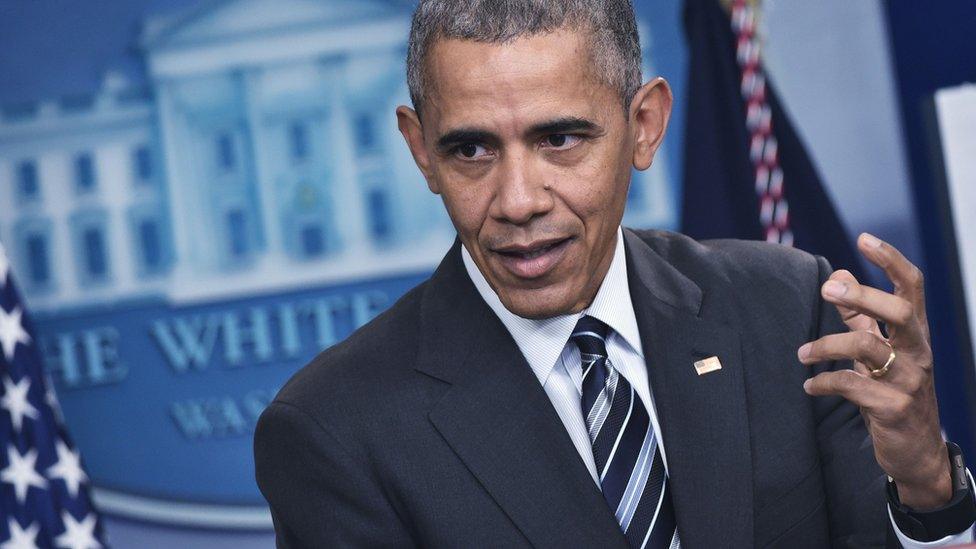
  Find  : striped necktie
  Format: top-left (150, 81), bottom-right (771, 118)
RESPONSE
top-left (570, 315), bottom-right (679, 548)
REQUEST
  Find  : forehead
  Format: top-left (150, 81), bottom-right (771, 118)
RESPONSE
top-left (423, 29), bottom-right (616, 132)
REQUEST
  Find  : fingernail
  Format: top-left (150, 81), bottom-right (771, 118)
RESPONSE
top-left (823, 280), bottom-right (847, 297)
top-left (803, 379), bottom-right (812, 392)
top-left (862, 233), bottom-right (882, 248)
top-left (798, 343), bottom-right (811, 360)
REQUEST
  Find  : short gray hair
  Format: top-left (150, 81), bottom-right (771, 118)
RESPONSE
top-left (406, 0), bottom-right (643, 117)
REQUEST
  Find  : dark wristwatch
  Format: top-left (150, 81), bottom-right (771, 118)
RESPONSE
top-left (886, 441), bottom-right (976, 541)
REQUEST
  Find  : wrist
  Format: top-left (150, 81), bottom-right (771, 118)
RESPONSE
top-left (887, 442), bottom-right (976, 542)
top-left (894, 448), bottom-right (954, 511)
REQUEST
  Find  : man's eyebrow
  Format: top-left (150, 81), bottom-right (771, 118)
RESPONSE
top-left (526, 117), bottom-right (603, 137)
top-left (434, 117), bottom-right (603, 151)
top-left (435, 128), bottom-right (498, 151)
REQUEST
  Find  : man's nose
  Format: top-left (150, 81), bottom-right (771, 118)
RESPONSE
top-left (488, 152), bottom-right (554, 225)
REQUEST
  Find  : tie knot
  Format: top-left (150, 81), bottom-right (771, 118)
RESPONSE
top-left (570, 315), bottom-right (610, 357)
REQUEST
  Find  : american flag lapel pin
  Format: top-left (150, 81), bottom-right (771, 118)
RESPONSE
top-left (694, 356), bottom-right (722, 376)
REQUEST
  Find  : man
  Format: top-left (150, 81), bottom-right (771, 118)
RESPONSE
top-left (254, 1), bottom-right (976, 546)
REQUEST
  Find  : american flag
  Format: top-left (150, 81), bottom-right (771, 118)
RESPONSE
top-left (0, 241), bottom-right (107, 548)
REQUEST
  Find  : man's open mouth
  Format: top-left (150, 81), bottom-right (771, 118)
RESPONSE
top-left (491, 237), bottom-right (574, 279)
top-left (496, 238), bottom-right (568, 258)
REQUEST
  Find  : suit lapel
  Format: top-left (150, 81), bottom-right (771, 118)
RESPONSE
top-left (415, 241), bottom-right (629, 548)
top-left (623, 229), bottom-right (755, 548)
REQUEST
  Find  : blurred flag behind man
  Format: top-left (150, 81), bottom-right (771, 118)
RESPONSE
top-left (0, 241), bottom-right (107, 548)
top-left (680, 0), bottom-right (866, 282)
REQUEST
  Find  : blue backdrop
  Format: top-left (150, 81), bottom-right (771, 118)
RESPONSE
top-left (0, 1), bottom-right (970, 547)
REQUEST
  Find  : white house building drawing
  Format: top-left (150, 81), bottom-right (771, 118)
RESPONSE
top-left (0, 0), bottom-right (676, 314)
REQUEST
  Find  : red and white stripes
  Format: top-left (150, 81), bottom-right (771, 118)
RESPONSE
top-left (730, 0), bottom-right (793, 246)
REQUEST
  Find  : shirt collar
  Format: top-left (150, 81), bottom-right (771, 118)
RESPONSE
top-left (461, 227), bottom-right (644, 385)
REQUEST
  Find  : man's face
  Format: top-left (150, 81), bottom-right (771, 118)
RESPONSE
top-left (398, 28), bottom-right (671, 319)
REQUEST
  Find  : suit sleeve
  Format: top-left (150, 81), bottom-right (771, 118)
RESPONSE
top-left (254, 400), bottom-right (417, 548)
top-left (807, 255), bottom-right (901, 548)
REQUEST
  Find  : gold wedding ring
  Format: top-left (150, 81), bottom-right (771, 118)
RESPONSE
top-left (869, 339), bottom-right (896, 378)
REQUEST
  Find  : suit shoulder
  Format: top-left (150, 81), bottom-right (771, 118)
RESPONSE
top-left (272, 280), bottom-right (428, 411)
top-left (628, 228), bottom-right (824, 292)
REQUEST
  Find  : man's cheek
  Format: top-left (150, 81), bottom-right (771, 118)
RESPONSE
top-left (442, 198), bottom-right (485, 236)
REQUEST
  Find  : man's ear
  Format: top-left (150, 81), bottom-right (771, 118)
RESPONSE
top-left (630, 77), bottom-right (673, 171)
top-left (396, 105), bottom-right (440, 194)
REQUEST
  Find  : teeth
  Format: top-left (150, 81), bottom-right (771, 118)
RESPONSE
top-left (519, 242), bottom-right (556, 259)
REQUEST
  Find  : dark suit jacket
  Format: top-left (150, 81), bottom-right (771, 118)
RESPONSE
top-left (254, 228), bottom-right (898, 548)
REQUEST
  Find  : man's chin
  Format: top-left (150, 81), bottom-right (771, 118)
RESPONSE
top-left (496, 287), bottom-right (582, 320)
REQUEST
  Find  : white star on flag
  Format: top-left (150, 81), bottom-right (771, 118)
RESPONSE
top-left (1, 376), bottom-right (40, 432)
top-left (47, 439), bottom-right (88, 498)
top-left (54, 512), bottom-right (101, 549)
top-left (0, 241), bottom-right (9, 286)
top-left (0, 518), bottom-right (40, 549)
top-left (0, 446), bottom-right (48, 503)
top-left (0, 305), bottom-right (31, 362)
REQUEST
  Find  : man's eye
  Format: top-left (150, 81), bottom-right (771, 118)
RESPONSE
top-left (454, 143), bottom-right (489, 159)
top-left (542, 134), bottom-right (582, 149)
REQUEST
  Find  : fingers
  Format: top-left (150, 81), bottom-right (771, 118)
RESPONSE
top-left (798, 331), bottom-right (891, 368)
top-left (821, 278), bottom-right (919, 343)
top-left (803, 369), bottom-right (897, 409)
top-left (803, 369), bottom-right (913, 421)
top-left (857, 233), bottom-right (927, 324)
top-left (827, 270), bottom-right (880, 334)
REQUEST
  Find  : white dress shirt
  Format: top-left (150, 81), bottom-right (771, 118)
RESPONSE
top-left (461, 226), bottom-right (972, 547)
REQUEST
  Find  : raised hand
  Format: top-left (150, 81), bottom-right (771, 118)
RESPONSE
top-left (799, 233), bottom-right (950, 510)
